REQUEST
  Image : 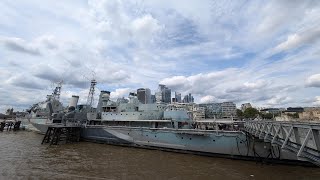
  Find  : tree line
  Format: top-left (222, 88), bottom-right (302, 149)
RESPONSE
top-left (236, 107), bottom-right (280, 120)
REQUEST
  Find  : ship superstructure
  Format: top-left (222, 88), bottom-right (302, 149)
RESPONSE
top-left (26, 81), bottom-right (87, 132)
top-left (28, 81), bottom-right (64, 122)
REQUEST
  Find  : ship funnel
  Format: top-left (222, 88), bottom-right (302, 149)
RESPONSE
top-left (69, 95), bottom-right (79, 108)
top-left (97, 91), bottom-right (110, 112)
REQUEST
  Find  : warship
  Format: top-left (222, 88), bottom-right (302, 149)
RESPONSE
top-left (82, 86), bottom-right (301, 162)
top-left (29, 80), bottom-right (307, 164)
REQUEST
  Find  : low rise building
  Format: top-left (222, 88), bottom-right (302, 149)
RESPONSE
top-left (221, 102), bottom-right (237, 118)
top-left (276, 107), bottom-right (304, 121)
top-left (192, 105), bottom-right (205, 120)
top-left (199, 102), bottom-right (236, 119)
top-left (199, 103), bottom-right (222, 118)
top-left (299, 107), bottom-right (320, 120)
top-left (260, 108), bottom-right (281, 114)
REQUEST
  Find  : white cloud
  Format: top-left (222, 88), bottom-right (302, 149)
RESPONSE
top-left (243, 80), bottom-right (267, 89)
top-left (306, 74), bottom-right (320, 87)
top-left (275, 28), bottom-right (320, 52)
top-left (35, 35), bottom-right (58, 49)
top-left (5, 73), bottom-right (47, 90)
top-left (110, 88), bottom-right (132, 100)
top-left (266, 96), bottom-right (292, 106)
top-left (0, 0), bottom-right (320, 112)
top-left (0, 34), bottom-right (70, 56)
top-left (160, 68), bottom-right (238, 95)
top-left (313, 96), bottom-right (320, 106)
top-left (199, 95), bottom-right (218, 104)
top-left (0, 37), bottom-right (41, 55)
top-left (131, 14), bottom-right (163, 44)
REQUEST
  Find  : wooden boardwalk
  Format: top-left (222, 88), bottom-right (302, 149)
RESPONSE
top-left (41, 125), bottom-right (81, 145)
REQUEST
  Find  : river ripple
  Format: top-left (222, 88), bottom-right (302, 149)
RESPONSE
top-left (0, 131), bottom-right (319, 180)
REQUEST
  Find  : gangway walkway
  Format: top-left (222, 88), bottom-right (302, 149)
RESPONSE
top-left (244, 120), bottom-right (320, 166)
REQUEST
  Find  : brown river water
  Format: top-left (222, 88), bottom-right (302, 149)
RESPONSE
top-left (0, 131), bottom-right (319, 180)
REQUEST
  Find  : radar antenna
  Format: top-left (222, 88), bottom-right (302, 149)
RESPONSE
top-left (86, 79), bottom-right (97, 109)
top-left (52, 80), bottom-right (63, 100)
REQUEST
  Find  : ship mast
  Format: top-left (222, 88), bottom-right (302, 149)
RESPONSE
top-left (52, 81), bottom-right (63, 101)
top-left (86, 79), bottom-right (97, 109)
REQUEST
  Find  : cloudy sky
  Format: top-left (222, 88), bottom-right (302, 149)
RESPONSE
top-left (1, 0), bottom-right (320, 112)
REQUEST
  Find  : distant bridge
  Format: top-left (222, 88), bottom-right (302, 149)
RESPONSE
top-left (244, 120), bottom-right (320, 166)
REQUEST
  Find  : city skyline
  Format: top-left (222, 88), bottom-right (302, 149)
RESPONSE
top-left (0, 0), bottom-right (320, 112)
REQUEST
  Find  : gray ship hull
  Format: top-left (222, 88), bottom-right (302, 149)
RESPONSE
top-left (20, 118), bottom-right (48, 132)
top-left (30, 122), bottom-right (50, 134)
top-left (81, 126), bottom-right (301, 163)
top-left (30, 122), bottom-right (63, 134)
top-left (30, 123), bottom-right (307, 164)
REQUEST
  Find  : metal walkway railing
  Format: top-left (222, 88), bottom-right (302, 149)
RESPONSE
top-left (244, 120), bottom-right (320, 166)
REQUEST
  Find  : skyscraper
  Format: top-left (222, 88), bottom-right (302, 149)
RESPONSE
top-left (155, 84), bottom-right (171, 103)
top-left (150, 94), bottom-right (156, 103)
top-left (158, 84), bottom-right (166, 91)
top-left (175, 92), bottom-right (181, 103)
top-left (137, 88), bottom-right (151, 104)
top-left (163, 88), bottom-right (171, 103)
top-left (155, 91), bottom-right (162, 103)
top-left (182, 93), bottom-right (194, 103)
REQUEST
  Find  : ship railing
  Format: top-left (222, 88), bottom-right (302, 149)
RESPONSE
top-left (244, 120), bottom-right (320, 166)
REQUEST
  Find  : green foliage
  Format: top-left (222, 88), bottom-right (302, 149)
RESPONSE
top-left (261, 113), bottom-right (274, 119)
top-left (243, 107), bottom-right (259, 119)
top-left (287, 112), bottom-right (299, 119)
top-left (236, 109), bottom-right (243, 119)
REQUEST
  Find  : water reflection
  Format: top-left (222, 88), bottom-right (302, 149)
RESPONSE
top-left (0, 131), bottom-right (319, 179)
